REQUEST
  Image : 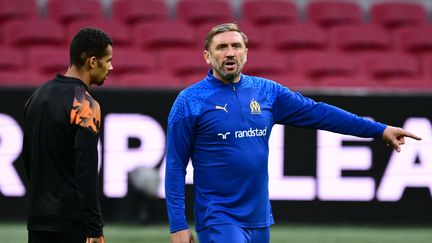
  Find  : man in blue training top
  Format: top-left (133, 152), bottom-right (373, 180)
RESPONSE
top-left (165, 23), bottom-right (421, 243)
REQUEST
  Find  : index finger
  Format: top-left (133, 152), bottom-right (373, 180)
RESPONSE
top-left (403, 131), bottom-right (422, 140)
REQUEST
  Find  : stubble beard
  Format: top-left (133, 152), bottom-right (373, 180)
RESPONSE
top-left (212, 61), bottom-right (242, 83)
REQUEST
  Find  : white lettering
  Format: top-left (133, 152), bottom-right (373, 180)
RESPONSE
top-left (269, 125), bottom-right (316, 200)
top-left (377, 118), bottom-right (432, 201)
top-left (317, 130), bottom-right (374, 201)
top-left (104, 114), bottom-right (165, 198)
top-left (235, 127), bottom-right (267, 138)
top-left (0, 113), bottom-right (25, 196)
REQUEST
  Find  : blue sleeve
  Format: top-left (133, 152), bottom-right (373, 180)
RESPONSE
top-left (272, 85), bottom-right (387, 139)
top-left (165, 92), bottom-right (196, 233)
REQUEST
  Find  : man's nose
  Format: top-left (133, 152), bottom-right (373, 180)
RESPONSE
top-left (226, 46), bottom-right (235, 57)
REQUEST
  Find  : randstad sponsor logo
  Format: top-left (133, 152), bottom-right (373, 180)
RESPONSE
top-left (235, 127), bottom-right (267, 138)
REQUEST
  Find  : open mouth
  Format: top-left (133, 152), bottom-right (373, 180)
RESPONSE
top-left (224, 60), bottom-right (237, 70)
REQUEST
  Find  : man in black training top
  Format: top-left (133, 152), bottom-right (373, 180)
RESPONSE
top-left (22, 27), bottom-right (113, 243)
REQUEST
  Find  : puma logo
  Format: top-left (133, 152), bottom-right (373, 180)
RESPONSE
top-left (215, 104), bottom-right (228, 113)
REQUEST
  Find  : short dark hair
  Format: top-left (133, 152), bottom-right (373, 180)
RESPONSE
top-left (69, 27), bottom-right (113, 68)
top-left (205, 23), bottom-right (248, 51)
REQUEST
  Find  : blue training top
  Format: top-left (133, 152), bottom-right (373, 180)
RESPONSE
top-left (165, 71), bottom-right (386, 233)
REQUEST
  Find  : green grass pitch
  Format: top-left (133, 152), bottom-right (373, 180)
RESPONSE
top-left (1, 222), bottom-right (431, 243)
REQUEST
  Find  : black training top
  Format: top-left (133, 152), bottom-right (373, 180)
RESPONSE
top-left (22, 74), bottom-right (103, 237)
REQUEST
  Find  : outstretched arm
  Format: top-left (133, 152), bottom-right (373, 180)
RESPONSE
top-left (382, 126), bottom-right (422, 152)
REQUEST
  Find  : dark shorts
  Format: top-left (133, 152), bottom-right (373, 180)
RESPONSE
top-left (28, 230), bottom-right (86, 243)
top-left (197, 224), bottom-right (270, 243)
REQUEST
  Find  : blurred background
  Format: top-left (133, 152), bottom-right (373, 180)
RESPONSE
top-left (0, 0), bottom-right (431, 242)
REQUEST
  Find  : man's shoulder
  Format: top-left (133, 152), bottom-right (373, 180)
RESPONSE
top-left (242, 74), bottom-right (285, 93)
top-left (177, 79), bottom-right (216, 101)
top-left (242, 74), bottom-right (278, 86)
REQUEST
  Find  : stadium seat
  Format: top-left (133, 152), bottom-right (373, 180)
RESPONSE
top-left (176, 0), bottom-right (233, 26)
top-left (0, 0), bottom-right (38, 24)
top-left (112, 0), bottom-right (169, 25)
top-left (112, 72), bottom-right (182, 89)
top-left (178, 73), bottom-right (208, 87)
top-left (317, 76), bottom-right (368, 88)
top-left (0, 71), bottom-right (46, 87)
top-left (47, 0), bottom-right (104, 25)
top-left (27, 47), bottom-right (69, 78)
top-left (160, 48), bottom-right (209, 78)
top-left (3, 19), bottom-right (66, 47)
top-left (394, 26), bottom-right (432, 54)
top-left (110, 48), bottom-right (157, 75)
top-left (134, 21), bottom-right (197, 50)
top-left (196, 22), bottom-right (264, 49)
top-left (68, 19), bottom-right (132, 47)
top-left (268, 23), bottom-right (328, 52)
top-left (288, 51), bottom-right (365, 88)
top-left (243, 50), bottom-right (289, 76)
top-left (0, 47), bottom-right (25, 71)
top-left (237, 21), bottom-right (265, 49)
top-left (360, 53), bottom-right (419, 80)
top-left (370, 2), bottom-right (428, 29)
top-left (329, 24), bottom-right (391, 53)
top-left (306, 0), bottom-right (363, 28)
top-left (420, 54), bottom-right (432, 81)
top-left (241, 0), bottom-right (298, 26)
top-left (292, 51), bottom-right (358, 80)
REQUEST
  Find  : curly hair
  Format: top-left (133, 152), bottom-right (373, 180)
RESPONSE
top-left (69, 27), bottom-right (113, 68)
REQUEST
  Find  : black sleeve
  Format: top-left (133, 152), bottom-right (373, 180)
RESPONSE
top-left (74, 126), bottom-right (104, 237)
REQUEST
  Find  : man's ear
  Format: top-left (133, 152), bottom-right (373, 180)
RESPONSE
top-left (89, 56), bottom-right (97, 69)
top-left (203, 50), bottom-right (211, 65)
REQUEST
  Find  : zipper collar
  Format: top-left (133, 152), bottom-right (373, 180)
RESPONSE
top-left (206, 69), bottom-right (243, 89)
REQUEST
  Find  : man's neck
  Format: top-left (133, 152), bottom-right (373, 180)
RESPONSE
top-left (64, 65), bottom-right (91, 87)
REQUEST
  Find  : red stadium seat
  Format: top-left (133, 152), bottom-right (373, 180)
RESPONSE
top-left (288, 51), bottom-right (364, 88)
top-left (68, 19), bottom-right (132, 47)
top-left (160, 48), bottom-right (209, 78)
top-left (112, 72), bottom-right (182, 89)
top-left (237, 21), bottom-right (265, 49)
top-left (307, 0), bottom-right (363, 28)
top-left (360, 53), bottom-right (419, 80)
top-left (3, 19), bottom-right (66, 47)
top-left (317, 76), bottom-right (368, 88)
top-left (268, 23), bottom-right (327, 52)
top-left (176, 0), bottom-right (233, 26)
top-left (394, 26), bottom-right (432, 54)
top-left (0, 0), bottom-right (38, 24)
top-left (112, 0), bottom-right (169, 25)
top-left (329, 24), bottom-right (391, 53)
top-left (293, 51), bottom-right (358, 80)
top-left (0, 71), bottom-right (46, 87)
top-left (134, 21), bottom-right (197, 50)
top-left (176, 73), bottom-right (207, 87)
top-left (47, 0), bottom-right (104, 25)
top-left (370, 2), bottom-right (428, 29)
top-left (110, 48), bottom-right (157, 75)
top-left (243, 50), bottom-right (289, 76)
top-left (242, 0), bottom-right (298, 26)
top-left (196, 22), bottom-right (265, 50)
top-left (27, 47), bottom-right (69, 78)
top-left (361, 53), bottom-right (431, 90)
top-left (420, 54), bottom-right (432, 81)
top-left (0, 47), bottom-right (25, 71)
